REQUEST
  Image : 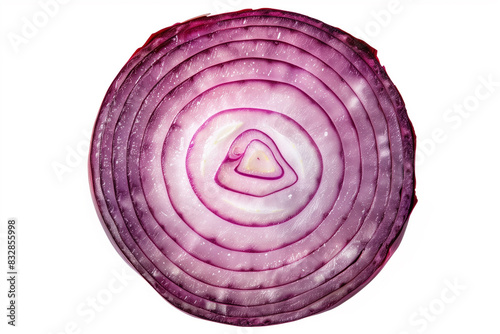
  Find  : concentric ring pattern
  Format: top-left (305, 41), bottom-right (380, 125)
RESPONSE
top-left (89, 8), bottom-right (417, 326)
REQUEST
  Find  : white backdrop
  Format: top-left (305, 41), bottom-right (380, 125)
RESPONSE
top-left (1, 1), bottom-right (499, 333)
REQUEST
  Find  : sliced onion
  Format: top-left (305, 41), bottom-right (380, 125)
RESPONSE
top-left (89, 8), bottom-right (417, 326)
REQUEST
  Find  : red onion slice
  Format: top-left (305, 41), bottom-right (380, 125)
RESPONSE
top-left (89, 8), bottom-right (416, 326)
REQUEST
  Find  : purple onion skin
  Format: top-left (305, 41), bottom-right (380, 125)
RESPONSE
top-left (89, 8), bottom-right (417, 326)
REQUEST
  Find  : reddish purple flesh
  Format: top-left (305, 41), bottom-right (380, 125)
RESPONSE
top-left (89, 8), bottom-right (416, 326)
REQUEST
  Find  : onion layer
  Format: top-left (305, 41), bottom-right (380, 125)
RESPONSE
top-left (89, 8), bottom-right (416, 326)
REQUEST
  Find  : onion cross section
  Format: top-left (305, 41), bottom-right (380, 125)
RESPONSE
top-left (89, 8), bottom-right (417, 326)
